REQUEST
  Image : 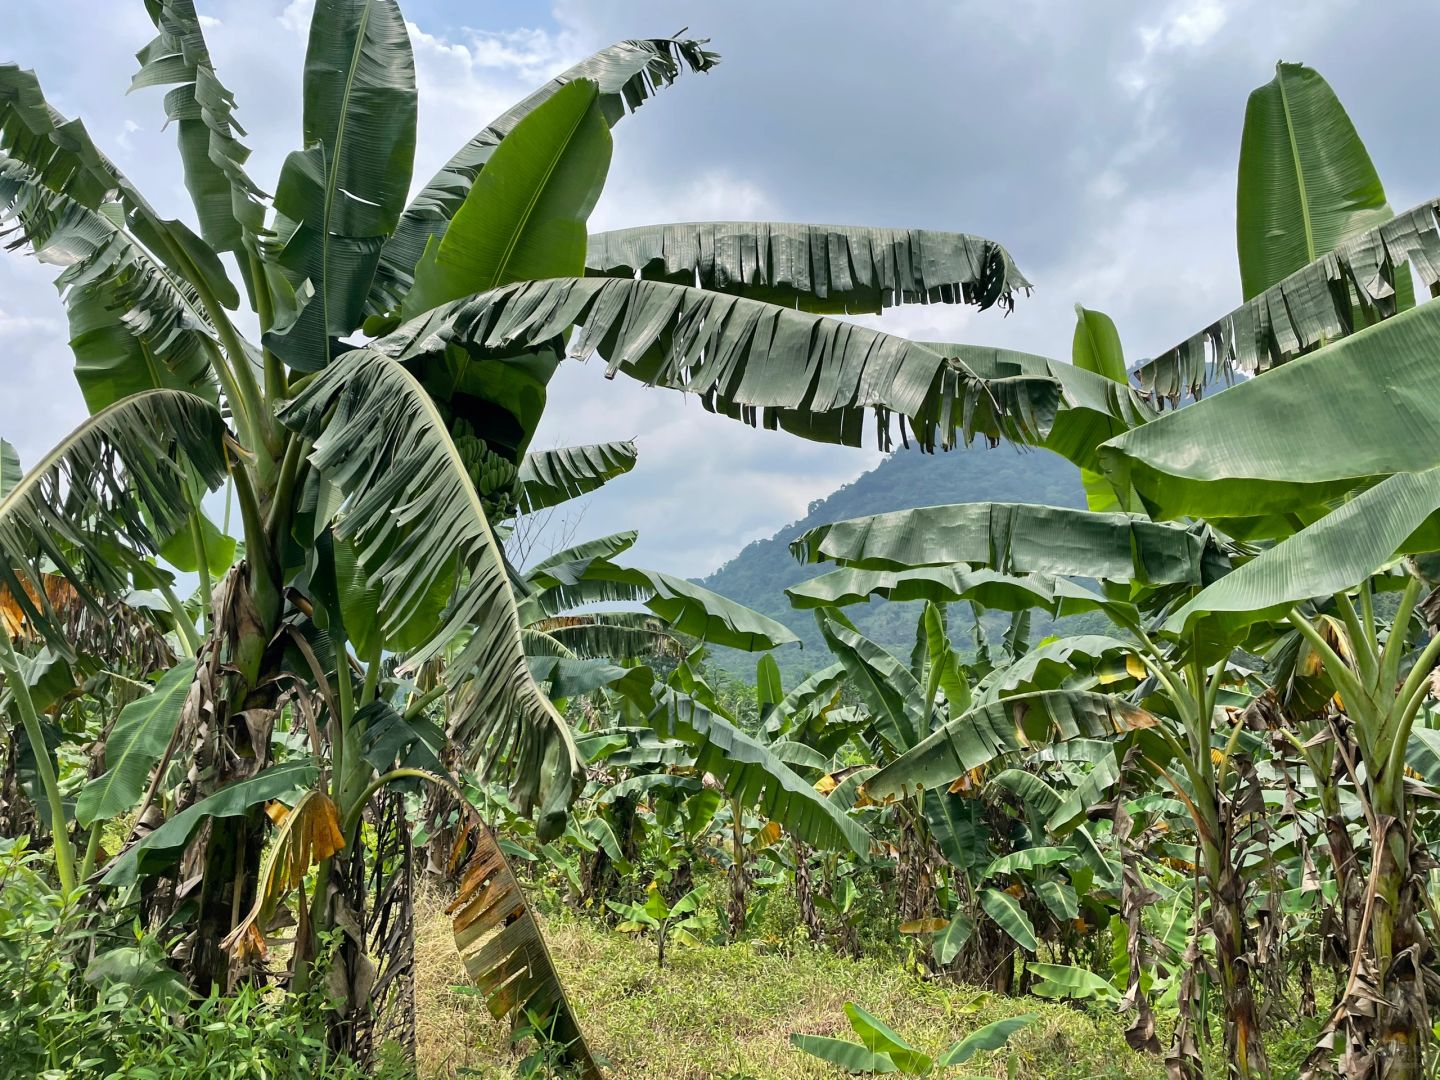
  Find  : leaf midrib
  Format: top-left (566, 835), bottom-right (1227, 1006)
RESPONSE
top-left (320, 0), bottom-right (376, 354)
top-left (1275, 65), bottom-right (1318, 264)
top-left (479, 85), bottom-right (595, 292)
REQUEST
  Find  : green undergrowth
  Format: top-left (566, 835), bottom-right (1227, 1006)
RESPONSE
top-left (414, 893), bottom-right (1165, 1080)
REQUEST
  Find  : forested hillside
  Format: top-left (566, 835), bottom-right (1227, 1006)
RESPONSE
top-left (698, 443), bottom-right (1086, 679)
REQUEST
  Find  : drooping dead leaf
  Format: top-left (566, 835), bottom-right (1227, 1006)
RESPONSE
top-left (221, 790), bottom-right (345, 961)
top-left (0, 575), bottom-right (81, 640)
top-left (449, 823), bottom-right (601, 1080)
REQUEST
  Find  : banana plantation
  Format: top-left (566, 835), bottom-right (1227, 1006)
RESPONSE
top-left (2, 3), bottom-right (1439, 1079)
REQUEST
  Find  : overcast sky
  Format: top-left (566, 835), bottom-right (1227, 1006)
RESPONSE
top-left (4, 0), bottom-right (1436, 576)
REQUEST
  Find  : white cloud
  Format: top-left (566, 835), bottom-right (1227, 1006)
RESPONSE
top-left (5, 0), bottom-right (1439, 582)
top-left (278, 1), bottom-right (313, 35)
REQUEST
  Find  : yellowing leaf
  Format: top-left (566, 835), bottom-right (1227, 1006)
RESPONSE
top-left (900, 917), bottom-right (949, 935)
top-left (1125, 653), bottom-right (1147, 679)
top-left (754, 821), bottom-right (783, 849)
top-left (222, 790), bottom-right (345, 961)
top-left (947, 767), bottom-right (987, 795)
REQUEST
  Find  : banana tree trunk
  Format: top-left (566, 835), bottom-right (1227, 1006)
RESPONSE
top-left (1208, 838), bottom-right (1271, 1079)
top-left (896, 795), bottom-right (934, 926)
top-left (1356, 816), bottom-right (1429, 1079)
top-left (728, 799), bottom-right (747, 941)
top-left (185, 562), bottom-right (284, 994)
top-left (1166, 918), bottom-right (1206, 1080)
top-left (792, 838), bottom-right (823, 944)
top-left (1322, 760), bottom-right (1366, 985)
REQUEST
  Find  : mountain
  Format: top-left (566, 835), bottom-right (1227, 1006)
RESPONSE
top-left (696, 444), bottom-right (1089, 682)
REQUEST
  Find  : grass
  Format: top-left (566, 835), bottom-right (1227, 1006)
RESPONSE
top-left (413, 888), bottom-right (1165, 1079)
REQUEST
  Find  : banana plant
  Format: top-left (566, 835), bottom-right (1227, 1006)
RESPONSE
top-left (789, 498), bottom-right (1312, 1074)
top-left (606, 882), bottom-right (714, 969)
top-left (791, 1002), bottom-right (1034, 1076)
top-left (0, 0), bottom-right (1056, 1047)
top-left (1098, 62), bottom-right (1440, 1080)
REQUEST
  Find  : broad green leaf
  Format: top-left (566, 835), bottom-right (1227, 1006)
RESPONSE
top-left (1028, 962), bottom-right (1122, 1003)
top-left (76, 664), bottom-right (192, 827)
top-left (66, 281), bottom-right (218, 414)
top-left (515, 441), bottom-right (638, 515)
top-left (845, 1003), bottom-right (932, 1073)
top-left (581, 817), bottom-right (631, 876)
top-left (764, 662), bottom-right (847, 739)
top-left (1102, 300), bottom-right (1440, 527)
top-left (0, 160), bottom-right (220, 415)
top-left (792, 502), bottom-right (1227, 587)
top-left (369, 277), bottom-right (1061, 453)
top-left (527, 530), bottom-right (639, 584)
top-left (0, 64), bottom-right (239, 311)
top-left (8, 648), bottom-right (73, 716)
top-left (585, 564), bottom-right (797, 652)
top-left (983, 846), bottom-right (1069, 878)
top-left (279, 348), bottom-right (581, 836)
top-left (757, 653), bottom-right (785, 718)
top-left (977, 635), bottom-right (1138, 701)
top-left (789, 1034), bottom-right (898, 1074)
top-left (0, 440), bottom-right (19, 499)
top-left (131, 0), bottom-right (265, 252)
top-left (866, 691), bottom-right (1160, 799)
top-left (527, 657), bottom-right (651, 704)
top-left (980, 888), bottom-right (1037, 952)
top-left (1035, 880), bottom-right (1079, 922)
top-left (1134, 196), bottom-right (1440, 403)
top-left (269, 0), bottom-right (417, 368)
top-left (770, 740), bottom-right (830, 772)
top-left (1072, 305), bottom-right (1127, 384)
top-left (357, 699), bottom-right (445, 776)
top-left (102, 761), bottom-right (317, 886)
top-left (925, 789), bottom-right (986, 871)
top-left (1170, 467), bottom-right (1440, 632)
top-left (987, 770), bottom-right (1062, 817)
top-left (923, 601), bottom-right (970, 719)
top-left (1407, 728), bottom-right (1440, 783)
top-left (596, 774), bottom-right (701, 805)
top-left (647, 689), bottom-right (870, 855)
top-left (588, 221), bottom-right (1029, 314)
top-left (372, 37), bottom-right (718, 311)
top-left (1237, 63), bottom-right (1397, 302)
top-left (934, 913), bottom-right (975, 966)
top-left (787, 565), bottom-right (1065, 614)
top-left (331, 534), bottom-right (382, 657)
top-left (157, 510), bottom-right (236, 580)
top-left (818, 611), bottom-right (927, 753)
top-left (920, 340), bottom-right (1154, 472)
top-left (1047, 750), bottom-right (1121, 835)
top-left (0, 390), bottom-right (227, 651)
top-left (401, 79), bottom-right (611, 318)
top-left (939, 1014), bottom-right (1037, 1066)
top-left (1070, 305), bottom-right (1135, 512)
top-left (526, 613), bottom-right (680, 664)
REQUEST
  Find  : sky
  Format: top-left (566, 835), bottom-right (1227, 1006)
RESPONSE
top-left (4, 0), bottom-right (1438, 577)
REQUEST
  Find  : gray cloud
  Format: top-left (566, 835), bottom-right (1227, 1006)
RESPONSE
top-left (3, 0), bottom-right (1436, 577)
